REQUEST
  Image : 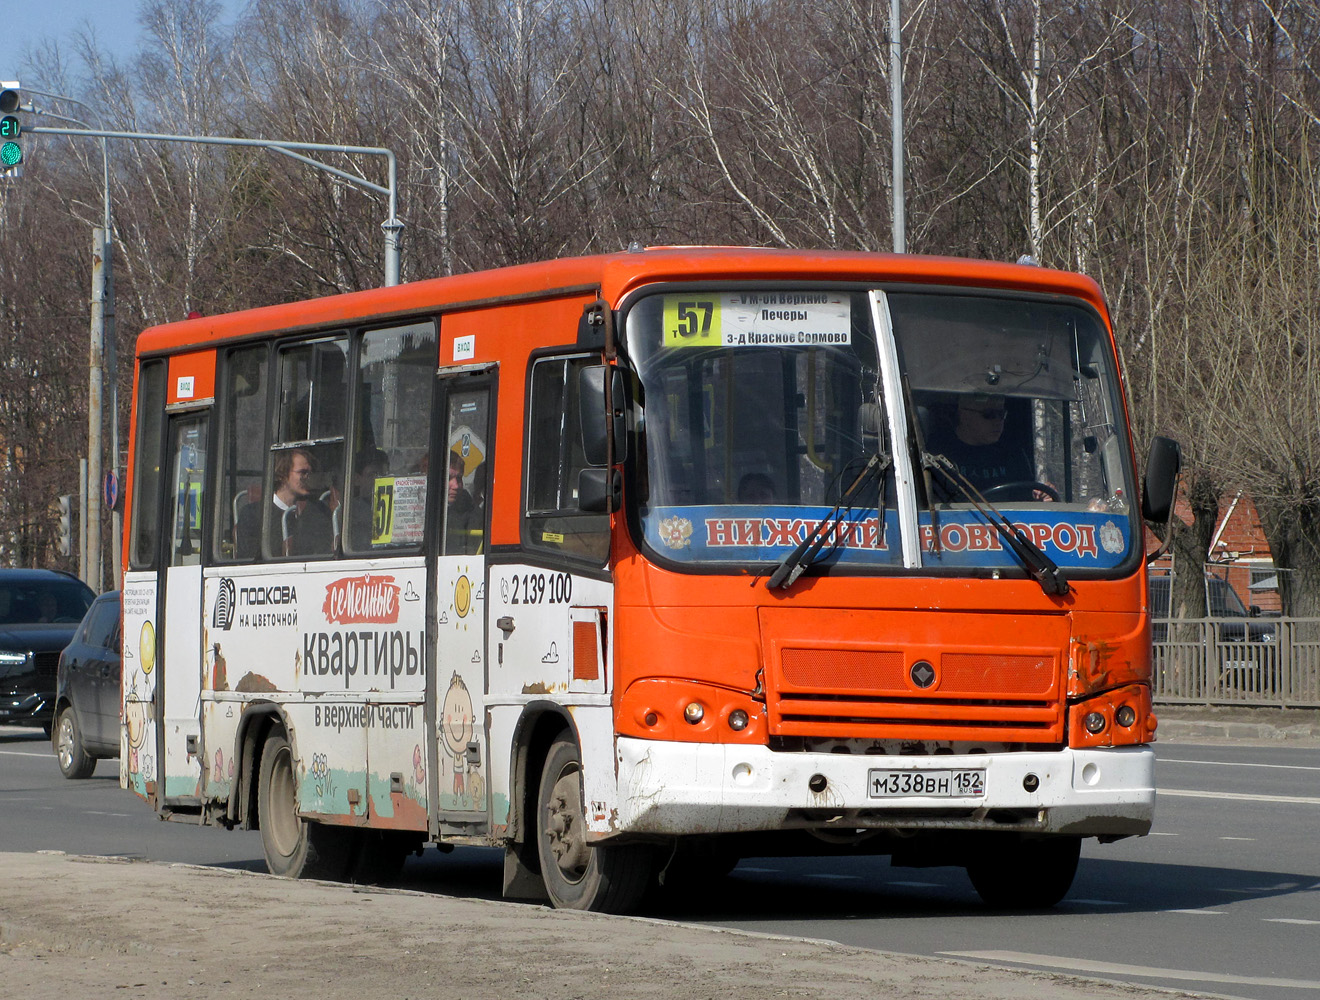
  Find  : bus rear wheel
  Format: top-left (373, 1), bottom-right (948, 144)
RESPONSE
top-left (257, 730), bottom-right (354, 880)
top-left (966, 834), bottom-right (1081, 909)
top-left (536, 735), bottom-right (653, 913)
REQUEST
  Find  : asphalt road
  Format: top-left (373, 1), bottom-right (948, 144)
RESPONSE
top-left (3, 726), bottom-right (1317, 1000)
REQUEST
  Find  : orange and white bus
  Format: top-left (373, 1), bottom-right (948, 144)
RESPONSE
top-left (121, 247), bottom-right (1179, 911)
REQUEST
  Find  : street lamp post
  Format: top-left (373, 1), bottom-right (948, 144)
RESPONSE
top-left (891, 0), bottom-right (905, 254)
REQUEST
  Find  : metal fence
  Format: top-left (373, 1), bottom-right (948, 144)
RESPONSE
top-left (1151, 617), bottom-right (1320, 707)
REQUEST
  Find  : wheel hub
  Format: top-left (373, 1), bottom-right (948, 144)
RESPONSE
top-left (544, 768), bottom-right (590, 879)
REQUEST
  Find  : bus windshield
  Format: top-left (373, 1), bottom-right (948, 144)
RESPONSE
top-left (625, 286), bottom-right (1138, 575)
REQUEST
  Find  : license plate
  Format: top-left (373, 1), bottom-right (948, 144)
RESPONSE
top-left (868, 768), bottom-right (986, 798)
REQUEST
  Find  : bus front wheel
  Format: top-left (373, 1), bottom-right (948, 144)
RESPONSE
top-left (966, 834), bottom-right (1081, 909)
top-left (257, 730), bottom-right (354, 880)
top-left (536, 735), bottom-right (652, 913)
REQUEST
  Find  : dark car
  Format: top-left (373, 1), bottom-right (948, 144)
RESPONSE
top-left (52, 591), bottom-right (121, 779)
top-left (0, 570), bottom-right (97, 733)
top-left (1149, 573), bottom-right (1277, 643)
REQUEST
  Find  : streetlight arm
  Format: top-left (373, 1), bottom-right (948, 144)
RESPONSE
top-left (264, 143), bottom-right (389, 196)
top-left (28, 124), bottom-right (402, 286)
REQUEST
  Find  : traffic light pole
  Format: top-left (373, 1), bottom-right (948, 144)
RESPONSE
top-left (24, 95), bottom-right (119, 588)
top-left (26, 125), bottom-right (403, 286)
top-left (24, 122), bottom-right (401, 587)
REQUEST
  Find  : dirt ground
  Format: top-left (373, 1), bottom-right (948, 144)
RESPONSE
top-left (0, 851), bottom-right (1206, 1000)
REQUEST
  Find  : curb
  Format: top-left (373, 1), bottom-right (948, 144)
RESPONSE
top-left (1155, 717), bottom-right (1320, 745)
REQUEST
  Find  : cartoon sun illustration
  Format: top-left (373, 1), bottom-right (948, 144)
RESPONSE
top-left (454, 574), bottom-right (472, 618)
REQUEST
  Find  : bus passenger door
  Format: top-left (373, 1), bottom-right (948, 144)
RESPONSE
top-left (431, 370), bottom-right (494, 828)
top-left (158, 414), bottom-right (208, 804)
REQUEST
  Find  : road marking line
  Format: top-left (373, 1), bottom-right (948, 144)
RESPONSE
top-left (1265, 918), bottom-right (1320, 925)
top-left (84, 811), bottom-right (131, 817)
top-left (941, 950), bottom-right (1320, 988)
top-left (1160, 787), bottom-right (1320, 806)
top-left (0, 750), bottom-right (54, 759)
top-left (1163, 908), bottom-right (1226, 915)
top-left (1161, 758), bottom-right (1320, 773)
top-left (1218, 836), bottom-right (1256, 841)
top-left (1149, 831), bottom-right (1179, 836)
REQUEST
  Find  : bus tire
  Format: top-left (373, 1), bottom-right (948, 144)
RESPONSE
top-left (967, 834), bottom-right (1081, 909)
top-left (54, 707), bottom-right (96, 779)
top-left (536, 735), bottom-right (652, 913)
top-left (257, 730), bottom-right (353, 880)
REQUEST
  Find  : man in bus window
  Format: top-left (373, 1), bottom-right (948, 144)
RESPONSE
top-left (926, 394), bottom-right (1035, 500)
top-left (236, 448), bottom-right (335, 558)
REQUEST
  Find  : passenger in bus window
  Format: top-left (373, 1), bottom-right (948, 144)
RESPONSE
top-left (926, 394), bottom-right (1035, 501)
top-left (236, 448), bottom-right (335, 558)
top-left (445, 451), bottom-right (482, 554)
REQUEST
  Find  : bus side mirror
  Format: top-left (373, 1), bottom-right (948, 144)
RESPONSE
top-left (1141, 436), bottom-right (1181, 523)
top-left (578, 468), bottom-right (621, 513)
top-left (579, 365), bottom-right (628, 467)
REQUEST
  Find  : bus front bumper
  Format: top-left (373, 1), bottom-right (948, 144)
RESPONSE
top-left (612, 737), bottom-right (1154, 839)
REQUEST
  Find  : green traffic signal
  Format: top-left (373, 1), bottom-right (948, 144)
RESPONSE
top-left (0, 87), bottom-right (21, 171)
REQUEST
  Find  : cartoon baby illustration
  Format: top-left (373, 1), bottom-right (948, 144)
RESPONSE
top-left (441, 672), bottom-right (475, 800)
top-left (124, 682), bottom-right (149, 775)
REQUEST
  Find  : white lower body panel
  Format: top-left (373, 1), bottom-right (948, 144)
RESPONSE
top-left (614, 737), bottom-right (1154, 838)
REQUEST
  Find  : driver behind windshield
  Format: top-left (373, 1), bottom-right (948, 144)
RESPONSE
top-left (925, 393), bottom-right (1035, 501)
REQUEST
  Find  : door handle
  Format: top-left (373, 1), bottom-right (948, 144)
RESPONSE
top-left (496, 616), bottom-right (515, 637)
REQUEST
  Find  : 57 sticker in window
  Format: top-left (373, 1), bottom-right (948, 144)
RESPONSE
top-left (663, 298), bottom-right (721, 347)
top-left (661, 292), bottom-right (852, 349)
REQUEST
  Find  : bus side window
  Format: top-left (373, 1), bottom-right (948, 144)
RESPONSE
top-left (214, 346), bottom-right (269, 563)
top-left (129, 360), bottom-right (167, 570)
top-left (262, 337), bottom-right (349, 559)
top-left (524, 356), bottom-right (609, 563)
top-left (345, 321), bottom-right (436, 555)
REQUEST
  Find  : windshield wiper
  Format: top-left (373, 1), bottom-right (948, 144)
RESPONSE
top-left (766, 453), bottom-right (888, 591)
top-left (924, 453), bottom-right (1070, 597)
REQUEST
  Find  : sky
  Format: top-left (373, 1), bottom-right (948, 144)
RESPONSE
top-left (0, 1), bottom-right (245, 84)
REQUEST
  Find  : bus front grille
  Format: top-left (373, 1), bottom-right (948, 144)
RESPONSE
top-left (769, 647), bottom-right (1065, 742)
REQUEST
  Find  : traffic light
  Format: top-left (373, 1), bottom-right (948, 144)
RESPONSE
top-left (57, 495), bottom-right (72, 558)
top-left (0, 82), bottom-right (23, 176)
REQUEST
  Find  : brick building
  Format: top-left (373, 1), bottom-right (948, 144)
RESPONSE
top-left (1147, 491), bottom-right (1282, 614)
